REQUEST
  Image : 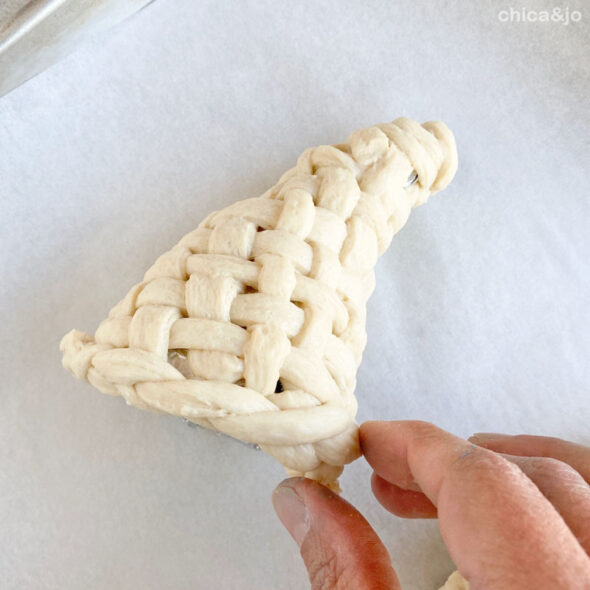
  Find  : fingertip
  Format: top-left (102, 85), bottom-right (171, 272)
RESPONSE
top-left (272, 477), bottom-right (307, 513)
top-left (360, 420), bottom-right (405, 454)
top-left (360, 419), bottom-right (388, 430)
top-left (273, 476), bottom-right (401, 589)
top-left (371, 472), bottom-right (438, 519)
top-left (272, 480), bottom-right (310, 547)
top-left (361, 420), bottom-right (441, 445)
top-left (274, 476), bottom-right (308, 494)
top-left (359, 420), bottom-right (382, 444)
top-left (361, 420), bottom-right (450, 493)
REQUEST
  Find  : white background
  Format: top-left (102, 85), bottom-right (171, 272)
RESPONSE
top-left (1, 1), bottom-right (589, 588)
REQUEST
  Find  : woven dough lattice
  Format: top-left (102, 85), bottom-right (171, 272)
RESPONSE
top-left (61, 117), bottom-right (457, 489)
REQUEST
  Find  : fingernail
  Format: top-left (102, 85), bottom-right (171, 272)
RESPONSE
top-left (272, 485), bottom-right (310, 547)
top-left (469, 433), bottom-right (510, 442)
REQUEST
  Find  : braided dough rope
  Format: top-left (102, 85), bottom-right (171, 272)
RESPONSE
top-left (60, 117), bottom-right (457, 490)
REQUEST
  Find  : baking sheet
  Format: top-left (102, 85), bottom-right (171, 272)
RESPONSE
top-left (0, 0), bottom-right (155, 97)
top-left (1, 1), bottom-right (588, 588)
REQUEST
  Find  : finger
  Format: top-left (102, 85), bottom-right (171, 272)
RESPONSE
top-left (272, 477), bottom-right (400, 590)
top-left (360, 421), bottom-right (590, 589)
top-left (469, 433), bottom-right (590, 483)
top-left (371, 472), bottom-right (437, 518)
top-left (503, 455), bottom-right (590, 553)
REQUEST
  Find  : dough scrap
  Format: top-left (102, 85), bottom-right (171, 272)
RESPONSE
top-left (60, 117), bottom-right (457, 489)
top-left (439, 570), bottom-right (469, 590)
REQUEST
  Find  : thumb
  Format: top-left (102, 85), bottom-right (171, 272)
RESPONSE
top-left (272, 477), bottom-right (400, 590)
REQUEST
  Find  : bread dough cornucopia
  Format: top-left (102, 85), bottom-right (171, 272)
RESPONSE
top-left (61, 116), bottom-right (458, 490)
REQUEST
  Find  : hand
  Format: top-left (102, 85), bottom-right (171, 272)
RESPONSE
top-left (272, 421), bottom-right (590, 589)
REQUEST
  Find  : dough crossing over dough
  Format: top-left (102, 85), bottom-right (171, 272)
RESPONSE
top-left (60, 117), bottom-right (458, 489)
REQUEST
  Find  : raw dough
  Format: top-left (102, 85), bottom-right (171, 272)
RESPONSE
top-left (439, 570), bottom-right (469, 590)
top-left (60, 117), bottom-right (457, 489)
